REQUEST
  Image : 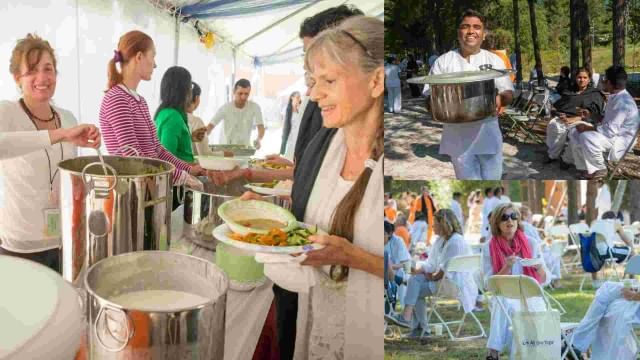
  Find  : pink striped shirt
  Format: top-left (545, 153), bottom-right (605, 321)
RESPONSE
top-left (99, 85), bottom-right (191, 182)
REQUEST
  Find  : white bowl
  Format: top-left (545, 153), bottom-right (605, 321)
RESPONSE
top-left (196, 156), bottom-right (246, 171)
top-left (217, 199), bottom-right (297, 235)
top-left (520, 257), bottom-right (543, 267)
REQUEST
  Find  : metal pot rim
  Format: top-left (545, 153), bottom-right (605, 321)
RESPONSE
top-left (410, 70), bottom-right (504, 85)
top-left (84, 251), bottom-right (229, 313)
top-left (58, 155), bottom-right (176, 178)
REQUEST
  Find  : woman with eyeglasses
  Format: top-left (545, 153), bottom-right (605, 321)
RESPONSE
top-left (386, 209), bottom-right (476, 338)
top-left (482, 203), bottom-right (549, 360)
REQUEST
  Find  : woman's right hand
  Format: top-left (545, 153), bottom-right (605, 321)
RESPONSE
top-left (191, 127), bottom-right (207, 142)
top-left (239, 191), bottom-right (264, 201)
top-left (52, 124), bottom-right (101, 148)
top-left (265, 154), bottom-right (294, 166)
top-left (504, 255), bottom-right (517, 268)
top-left (206, 167), bottom-right (245, 185)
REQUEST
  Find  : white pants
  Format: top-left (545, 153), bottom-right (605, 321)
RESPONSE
top-left (577, 131), bottom-right (614, 173)
top-left (571, 281), bottom-right (640, 359)
top-left (565, 127), bottom-right (587, 170)
top-left (487, 296), bottom-right (547, 356)
top-left (451, 152), bottom-right (503, 180)
top-left (387, 86), bottom-right (402, 113)
top-left (546, 117), bottom-right (569, 159)
top-left (404, 274), bottom-right (437, 330)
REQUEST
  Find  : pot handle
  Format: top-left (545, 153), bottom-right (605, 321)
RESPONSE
top-left (479, 64), bottom-right (516, 75)
top-left (81, 162), bottom-right (118, 196)
top-left (118, 145), bottom-right (141, 157)
top-left (95, 304), bottom-right (134, 352)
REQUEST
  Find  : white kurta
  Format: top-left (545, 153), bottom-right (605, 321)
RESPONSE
top-left (0, 100), bottom-right (77, 252)
top-left (295, 129), bottom-right (383, 359)
top-left (596, 184), bottom-right (612, 219)
top-left (209, 101), bottom-right (263, 145)
top-left (450, 199), bottom-right (465, 231)
top-left (574, 90), bottom-right (640, 173)
top-left (523, 221), bottom-right (561, 281)
top-left (423, 49), bottom-right (514, 179)
top-left (409, 220), bottom-right (428, 249)
top-left (481, 196), bottom-right (499, 239)
top-left (571, 281), bottom-right (640, 360)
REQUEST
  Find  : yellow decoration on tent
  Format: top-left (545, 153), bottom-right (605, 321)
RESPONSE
top-left (200, 32), bottom-right (215, 49)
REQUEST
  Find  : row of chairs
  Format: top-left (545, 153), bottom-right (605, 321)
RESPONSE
top-left (500, 87), bottom-right (550, 144)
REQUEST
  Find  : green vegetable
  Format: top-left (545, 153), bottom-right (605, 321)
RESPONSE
top-left (285, 225), bottom-right (317, 246)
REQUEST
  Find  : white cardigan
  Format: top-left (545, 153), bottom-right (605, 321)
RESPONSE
top-left (0, 100), bottom-right (77, 252)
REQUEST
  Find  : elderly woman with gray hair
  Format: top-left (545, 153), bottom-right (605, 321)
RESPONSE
top-left (386, 209), bottom-right (477, 338)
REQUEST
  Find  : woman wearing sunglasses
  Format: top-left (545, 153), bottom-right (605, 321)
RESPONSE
top-left (386, 209), bottom-right (476, 338)
top-left (482, 203), bottom-right (549, 360)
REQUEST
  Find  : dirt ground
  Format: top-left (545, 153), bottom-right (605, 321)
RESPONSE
top-left (384, 94), bottom-right (640, 180)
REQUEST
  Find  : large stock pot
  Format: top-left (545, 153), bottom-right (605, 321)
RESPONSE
top-left (58, 154), bottom-right (174, 287)
top-left (85, 251), bottom-right (228, 359)
top-left (408, 66), bottom-right (514, 123)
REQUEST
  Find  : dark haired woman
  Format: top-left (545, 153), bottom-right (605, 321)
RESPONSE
top-left (154, 66), bottom-right (202, 208)
top-left (280, 91), bottom-right (301, 157)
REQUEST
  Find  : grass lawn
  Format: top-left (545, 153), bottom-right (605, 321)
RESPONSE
top-left (384, 259), bottom-right (619, 360)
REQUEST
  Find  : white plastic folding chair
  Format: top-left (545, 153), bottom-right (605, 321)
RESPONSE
top-left (487, 275), bottom-right (579, 360)
top-left (568, 223), bottom-right (589, 269)
top-left (531, 214), bottom-right (544, 227)
top-left (549, 240), bottom-right (572, 276)
top-left (423, 254), bottom-right (486, 341)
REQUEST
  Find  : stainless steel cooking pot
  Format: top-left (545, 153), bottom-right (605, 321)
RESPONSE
top-left (182, 178), bottom-right (277, 250)
top-left (85, 251), bottom-right (228, 359)
top-left (408, 67), bottom-right (514, 123)
top-left (58, 155), bottom-right (174, 287)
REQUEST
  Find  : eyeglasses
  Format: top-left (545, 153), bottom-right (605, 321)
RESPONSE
top-left (340, 30), bottom-right (373, 58)
top-left (500, 213), bottom-right (519, 222)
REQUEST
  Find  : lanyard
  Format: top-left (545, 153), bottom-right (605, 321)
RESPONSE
top-left (19, 99), bottom-right (64, 194)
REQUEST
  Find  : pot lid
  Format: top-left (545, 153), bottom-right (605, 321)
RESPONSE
top-left (0, 257), bottom-right (60, 358)
top-left (407, 70), bottom-right (507, 84)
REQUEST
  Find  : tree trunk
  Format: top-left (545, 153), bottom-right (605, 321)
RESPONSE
top-left (432, 0), bottom-right (445, 54)
top-left (630, 180), bottom-right (640, 222)
top-left (535, 180), bottom-right (545, 215)
top-left (528, 0), bottom-right (544, 86)
top-left (579, 0), bottom-right (592, 72)
top-left (527, 180), bottom-right (536, 212)
top-left (570, 0), bottom-right (580, 76)
top-left (586, 180), bottom-right (598, 224)
top-left (568, 181), bottom-right (579, 226)
top-left (612, 180), bottom-right (628, 212)
top-left (513, 0), bottom-right (523, 85)
top-left (613, 0), bottom-right (626, 67)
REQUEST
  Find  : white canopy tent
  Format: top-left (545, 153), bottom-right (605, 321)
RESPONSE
top-left (0, 0), bottom-right (381, 155)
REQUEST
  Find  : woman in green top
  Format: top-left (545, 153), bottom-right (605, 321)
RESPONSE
top-left (154, 66), bottom-right (196, 209)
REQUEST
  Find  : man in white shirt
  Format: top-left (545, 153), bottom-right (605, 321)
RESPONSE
top-left (596, 181), bottom-right (612, 219)
top-left (480, 187), bottom-right (498, 241)
top-left (423, 9), bottom-right (514, 179)
top-left (206, 79), bottom-right (265, 148)
top-left (570, 66), bottom-right (640, 179)
top-left (451, 192), bottom-right (465, 232)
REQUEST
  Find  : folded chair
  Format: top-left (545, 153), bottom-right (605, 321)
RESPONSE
top-left (423, 254), bottom-right (486, 341)
top-left (488, 275), bottom-right (579, 360)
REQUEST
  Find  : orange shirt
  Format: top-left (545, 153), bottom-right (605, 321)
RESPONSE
top-left (395, 226), bottom-right (411, 249)
top-left (491, 50), bottom-right (515, 82)
top-left (384, 206), bottom-right (397, 223)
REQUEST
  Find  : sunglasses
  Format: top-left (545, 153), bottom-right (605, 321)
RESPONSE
top-left (500, 213), bottom-right (519, 222)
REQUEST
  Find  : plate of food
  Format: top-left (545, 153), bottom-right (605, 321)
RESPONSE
top-left (519, 257), bottom-right (543, 267)
top-left (217, 199), bottom-right (297, 235)
top-left (250, 159), bottom-right (293, 170)
top-left (245, 180), bottom-right (293, 196)
top-left (212, 222), bottom-right (325, 254)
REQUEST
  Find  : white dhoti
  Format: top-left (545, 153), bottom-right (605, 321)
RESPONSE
top-left (565, 127), bottom-right (587, 170)
top-left (451, 152), bottom-right (503, 180)
top-left (545, 117), bottom-right (569, 159)
top-left (576, 131), bottom-right (614, 173)
top-left (571, 281), bottom-right (640, 360)
top-left (387, 86), bottom-right (402, 113)
top-left (487, 296), bottom-right (547, 357)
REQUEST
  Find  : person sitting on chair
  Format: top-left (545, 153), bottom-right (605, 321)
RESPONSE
top-left (568, 65), bottom-right (640, 179)
top-left (590, 210), bottom-right (635, 284)
top-left (386, 209), bottom-right (476, 338)
top-left (483, 203), bottom-right (549, 360)
top-left (570, 274), bottom-right (640, 359)
top-left (545, 67), bottom-right (605, 167)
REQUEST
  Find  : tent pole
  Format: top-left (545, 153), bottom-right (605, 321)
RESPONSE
top-left (231, 48), bottom-right (237, 101)
top-left (174, 15), bottom-right (180, 65)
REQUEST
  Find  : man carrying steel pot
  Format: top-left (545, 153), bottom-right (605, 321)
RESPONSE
top-left (423, 9), bottom-right (513, 180)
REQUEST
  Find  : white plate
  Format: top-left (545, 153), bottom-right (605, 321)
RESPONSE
top-left (217, 199), bottom-right (297, 235)
top-left (196, 156), bottom-right (246, 171)
top-left (212, 222), bottom-right (325, 254)
top-left (245, 183), bottom-right (291, 197)
top-left (520, 258), bottom-right (543, 267)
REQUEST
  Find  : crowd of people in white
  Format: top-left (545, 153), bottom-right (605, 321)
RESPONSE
top-left (384, 183), bottom-right (640, 360)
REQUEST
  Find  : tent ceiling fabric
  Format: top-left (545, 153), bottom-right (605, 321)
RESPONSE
top-left (167, 0), bottom-right (383, 60)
